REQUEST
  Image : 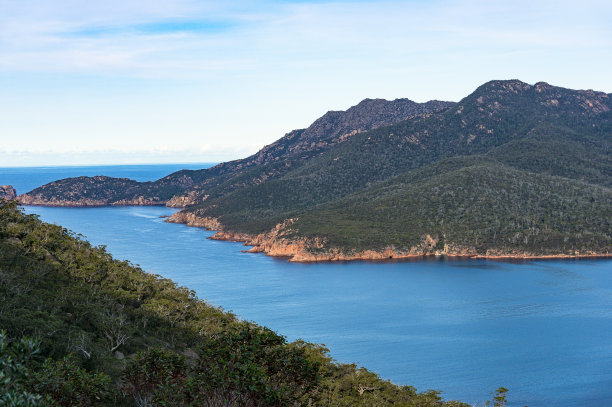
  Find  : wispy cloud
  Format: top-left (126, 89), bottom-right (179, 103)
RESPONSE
top-left (68, 20), bottom-right (238, 37)
top-left (0, 0), bottom-right (611, 166)
top-left (1, 0), bottom-right (610, 77)
top-left (0, 144), bottom-right (262, 167)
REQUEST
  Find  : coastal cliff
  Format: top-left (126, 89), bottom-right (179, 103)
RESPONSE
top-left (167, 212), bottom-right (611, 262)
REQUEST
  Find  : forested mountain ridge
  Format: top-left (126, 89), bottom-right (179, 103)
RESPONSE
top-left (170, 80), bottom-right (611, 260)
top-left (17, 98), bottom-right (453, 207)
top-left (0, 201), bottom-right (471, 406)
top-left (15, 79), bottom-right (612, 260)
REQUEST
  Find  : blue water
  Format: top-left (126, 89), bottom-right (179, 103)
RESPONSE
top-left (0, 163), bottom-right (215, 195)
top-left (2, 165), bottom-right (611, 407)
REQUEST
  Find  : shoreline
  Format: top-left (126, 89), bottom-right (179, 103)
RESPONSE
top-left (166, 211), bottom-right (612, 263)
top-left (17, 203), bottom-right (612, 262)
top-left (16, 198), bottom-right (167, 207)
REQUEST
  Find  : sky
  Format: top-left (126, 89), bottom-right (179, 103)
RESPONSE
top-left (1, 0), bottom-right (611, 166)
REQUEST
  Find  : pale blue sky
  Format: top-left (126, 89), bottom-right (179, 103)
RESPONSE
top-left (1, 0), bottom-right (611, 166)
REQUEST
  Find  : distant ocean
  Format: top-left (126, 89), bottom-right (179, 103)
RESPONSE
top-left (0, 163), bottom-right (216, 195)
top-left (2, 164), bottom-right (612, 407)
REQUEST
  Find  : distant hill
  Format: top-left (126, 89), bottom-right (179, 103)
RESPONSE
top-left (18, 98), bottom-right (453, 207)
top-left (18, 80), bottom-right (612, 259)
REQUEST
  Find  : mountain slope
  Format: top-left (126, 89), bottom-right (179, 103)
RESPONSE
top-left (15, 79), bottom-right (612, 259)
top-left (287, 157), bottom-right (612, 258)
top-left (0, 201), bottom-right (470, 406)
top-left (169, 80), bottom-right (611, 259)
top-left (17, 98), bottom-right (453, 207)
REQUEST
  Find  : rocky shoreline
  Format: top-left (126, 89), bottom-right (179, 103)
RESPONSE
top-left (166, 211), bottom-right (612, 263)
top-left (7, 193), bottom-right (611, 262)
top-left (16, 195), bottom-right (166, 207)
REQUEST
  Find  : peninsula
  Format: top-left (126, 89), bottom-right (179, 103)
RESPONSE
top-left (17, 80), bottom-right (612, 261)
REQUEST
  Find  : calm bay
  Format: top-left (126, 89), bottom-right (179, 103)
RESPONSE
top-left (2, 164), bottom-right (611, 407)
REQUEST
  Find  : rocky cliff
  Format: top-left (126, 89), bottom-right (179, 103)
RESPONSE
top-left (0, 185), bottom-right (16, 201)
top-left (168, 211), bottom-right (610, 262)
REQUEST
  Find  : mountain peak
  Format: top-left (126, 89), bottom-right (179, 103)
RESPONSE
top-left (475, 79), bottom-right (532, 95)
top-left (455, 79), bottom-right (611, 117)
top-left (534, 81), bottom-right (551, 90)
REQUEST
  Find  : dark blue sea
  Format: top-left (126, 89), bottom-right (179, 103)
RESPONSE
top-left (1, 164), bottom-right (611, 407)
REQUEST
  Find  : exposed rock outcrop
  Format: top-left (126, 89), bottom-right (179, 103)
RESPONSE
top-left (166, 211), bottom-right (224, 230)
top-left (166, 191), bottom-right (203, 208)
top-left (0, 185), bottom-right (17, 201)
top-left (167, 212), bottom-right (611, 262)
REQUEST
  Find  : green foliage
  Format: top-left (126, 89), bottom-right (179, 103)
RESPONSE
top-left (0, 331), bottom-right (45, 406)
top-left (31, 357), bottom-right (114, 406)
top-left (486, 387), bottom-right (509, 407)
top-left (0, 202), bottom-right (469, 406)
top-left (123, 325), bottom-right (321, 406)
top-left (121, 348), bottom-right (186, 406)
top-left (291, 158), bottom-right (612, 255)
top-left (187, 324), bottom-right (319, 406)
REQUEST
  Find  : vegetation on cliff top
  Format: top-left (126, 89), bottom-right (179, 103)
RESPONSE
top-left (0, 201), bottom-right (473, 406)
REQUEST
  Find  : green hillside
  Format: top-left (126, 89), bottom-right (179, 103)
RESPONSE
top-left (0, 201), bottom-right (470, 406)
top-left (177, 80), bottom-right (611, 256)
top-left (18, 99), bottom-right (452, 207)
top-left (291, 157), bottom-right (612, 255)
top-left (14, 80), bottom-right (612, 257)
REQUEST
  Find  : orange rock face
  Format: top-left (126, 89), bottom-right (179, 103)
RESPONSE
top-left (166, 191), bottom-right (205, 208)
top-left (165, 211), bottom-right (612, 262)
top-left (166, 212), bottom-right (224, 230)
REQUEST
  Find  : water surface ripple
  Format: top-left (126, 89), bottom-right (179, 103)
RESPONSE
top-left (2, 165), bottom-right (611, 407)
top-left (21, 205), bottom-right (612, 407)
